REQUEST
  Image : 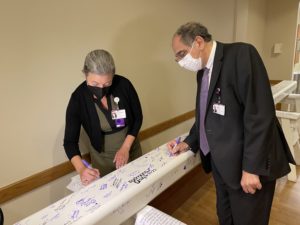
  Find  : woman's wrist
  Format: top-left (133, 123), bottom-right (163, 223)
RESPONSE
top-left (71, 155), bottom-right (86, 174)
top-left (121, 135), bottom-right (135, 152)
top-left (120, 145), bottom-right (131, 152)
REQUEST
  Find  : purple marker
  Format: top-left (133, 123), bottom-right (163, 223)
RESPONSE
top-left (82, 159), bottom-right (92, 169)
top-left (82, 159), bottom-right (100, 178)
top-left (174, 136), bottom-right (181, 149)
top-left (170, 136), bottom-right (181, 156)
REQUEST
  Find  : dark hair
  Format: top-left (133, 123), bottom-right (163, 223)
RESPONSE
top-left (174, 22), bottom-right (212, 46)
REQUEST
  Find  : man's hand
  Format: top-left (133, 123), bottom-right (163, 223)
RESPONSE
top-left (167, 140), bottom-right (190, 155)
top-left (240, 170), bottom-right (262, 194)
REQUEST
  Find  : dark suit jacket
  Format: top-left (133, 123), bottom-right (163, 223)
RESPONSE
top-left (184, 42), bottom-right (295, 189)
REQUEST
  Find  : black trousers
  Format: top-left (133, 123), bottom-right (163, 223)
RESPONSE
top-left (211, 159), bottom-right (276, 225)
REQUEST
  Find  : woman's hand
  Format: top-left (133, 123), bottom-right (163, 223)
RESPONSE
top-left (70, 155), bottom-right (99, 186)
top-left (79, 167), bottom-right (100, 186)
top-left (114, 135), bottom-right (135, 169)
top-left (114, 147), bottom-right (130, 169)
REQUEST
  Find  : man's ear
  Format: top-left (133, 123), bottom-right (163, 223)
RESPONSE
top-left (194, 36), bottom-right (205, 50)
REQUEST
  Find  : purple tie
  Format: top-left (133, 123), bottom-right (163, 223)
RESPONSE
top-left (199, 68), bottom-right (210, 155)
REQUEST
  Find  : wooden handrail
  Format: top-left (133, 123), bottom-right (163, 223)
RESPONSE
top-left (0, 110), bottom-right (195, 204)
top-left (270, 80), bottom-right (282, 85)
top-left (138, 110), bottom-right (195, 140)
top-left (0, 79), bottom-right (282, 204)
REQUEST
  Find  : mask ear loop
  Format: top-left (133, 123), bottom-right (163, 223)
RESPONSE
top-left (179, 41), bottom-right (195, 62)
top-left (189, 41), bottom-right (195, 54)
top-left (190, 38), bottom-right (204, 60)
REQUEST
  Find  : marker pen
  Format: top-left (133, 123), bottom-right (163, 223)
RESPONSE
top-left (82, 159), bottom-right (100, 178)
top-left (173, 136), bottom-right (181, 149)
top-left (82, 159), bottom-right (92, 169)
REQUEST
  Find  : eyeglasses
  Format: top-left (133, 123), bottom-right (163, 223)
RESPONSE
top-left (174, 42), bottom-right (195, 62)
top-left (175, 49), bottom-right (189, 62)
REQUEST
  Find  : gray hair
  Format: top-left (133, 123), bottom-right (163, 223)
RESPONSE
top-left (174, 22), bottom-right (212, 46)
top-left (82, 49), bottom-right (115, 75)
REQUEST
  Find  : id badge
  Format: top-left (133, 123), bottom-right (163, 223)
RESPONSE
top-left (111, 109), bottom-right (126, 119)
top-left (111, 109), bottom-right (126, 127)
top-left (213, 104), bottom-right (225, 116)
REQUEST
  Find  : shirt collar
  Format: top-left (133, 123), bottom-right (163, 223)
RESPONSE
top-left (205, 40), bottom-right (216, 70)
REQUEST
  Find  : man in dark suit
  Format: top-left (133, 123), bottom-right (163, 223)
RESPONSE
top-left (168, 22), bottom-right (295, 225)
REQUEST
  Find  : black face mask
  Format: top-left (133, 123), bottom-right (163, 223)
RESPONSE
top-left (87, 85), bottom-right (110, 100)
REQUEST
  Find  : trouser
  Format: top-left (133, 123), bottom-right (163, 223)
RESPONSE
top-left (211, 159), bottom-right (276, 225)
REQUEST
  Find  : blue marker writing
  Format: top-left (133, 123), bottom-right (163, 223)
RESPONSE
top-left (82, 159), bottom-right (92, 169)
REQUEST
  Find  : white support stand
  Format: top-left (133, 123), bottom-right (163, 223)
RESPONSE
top-left (271, 81), bottom-right (298, 182)
top-left (271, 80), bottom-right (297, 104)
top-left (276, 111), bottom-right (299, 182)
top-left (279, 94), bottom-right (300, 165)
top-left (280, 94), bottom-right (300, 112)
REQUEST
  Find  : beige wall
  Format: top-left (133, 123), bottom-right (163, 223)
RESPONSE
top-left (2, 0), bottom-right (299, 224)
top-left (234, 0), bottom-right (299, 80)
top-left (247, 0), bottom-right (268, 55)
top-left (233, 0), bottom-right (268, 55)
top-left (263, 0), bottom-right (299, 80)
top-left (0, 0), bottom-right (236, 188)
top-left (0, 0), bottom-right (237, 224)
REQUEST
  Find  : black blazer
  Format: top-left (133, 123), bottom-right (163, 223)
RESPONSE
top-left (184, 42), bottom-right (295, 189)
top-left (63, 75), bottom-right (143, 160)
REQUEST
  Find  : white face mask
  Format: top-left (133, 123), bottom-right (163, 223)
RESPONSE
top-left (178, 42), bottom-right (204, 72)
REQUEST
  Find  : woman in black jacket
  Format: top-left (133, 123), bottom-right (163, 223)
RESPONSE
top-left (64, 49), bottom-right (143, 185)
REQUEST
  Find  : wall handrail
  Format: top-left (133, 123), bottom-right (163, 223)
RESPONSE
top-left (0, 110), bottom-right (195, 204)
top-left (0, 80), bottom-right (281, 205)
